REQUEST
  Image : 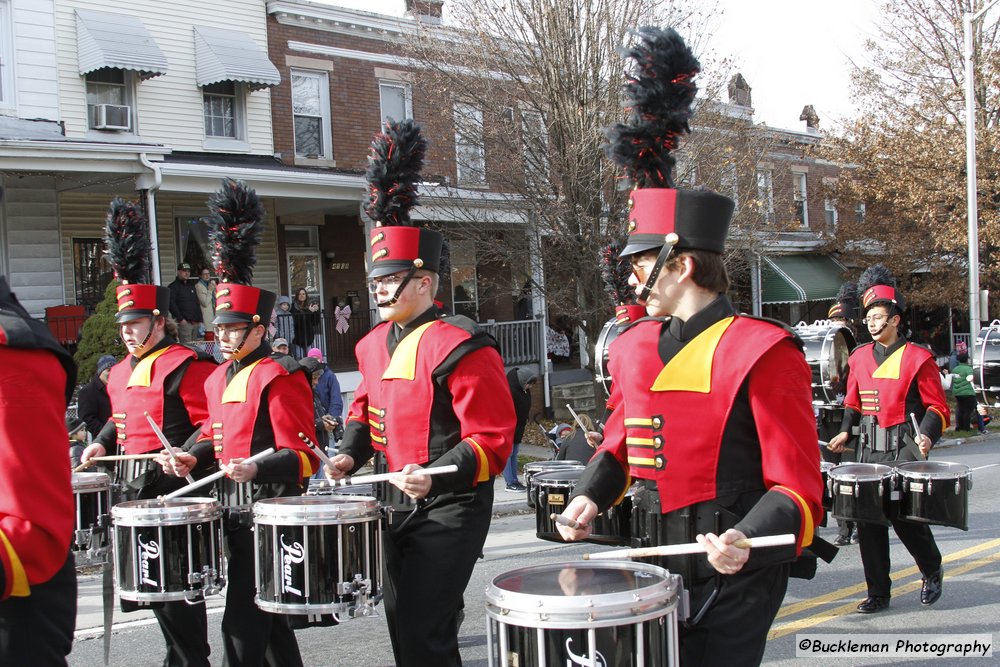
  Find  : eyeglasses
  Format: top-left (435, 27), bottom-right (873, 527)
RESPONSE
top-left (863, 314), bottom-right (890, 324)
top-left (367, 272), bottom-right (409, 294)
top-left (214, 326), bottom-right (250, 339)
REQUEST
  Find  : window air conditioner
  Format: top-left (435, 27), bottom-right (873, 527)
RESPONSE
top-left (91, 104), bottom-right (131, 131)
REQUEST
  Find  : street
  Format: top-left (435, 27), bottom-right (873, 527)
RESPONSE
top-left (68, 438), bottom-right (1000, 666)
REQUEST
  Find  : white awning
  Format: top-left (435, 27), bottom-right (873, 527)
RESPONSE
top-left (75, 9), bottom-right (168, 80)
top-left (194, 26), bottom-right (281, 91)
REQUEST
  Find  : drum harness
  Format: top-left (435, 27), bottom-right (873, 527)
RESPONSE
top-left (854, 416), bottom-right (924, 461)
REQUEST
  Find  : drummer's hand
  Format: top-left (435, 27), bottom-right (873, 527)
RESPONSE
top-left (222, 458), bottom-right (258, 483)
top-left (325, 454), bottom-right (354, 480)
top-left (585, 431), bottom-right (603, 448)
top-left (698, 529), bottom-right (750, 576)
top-left (827, 431), bottom-right (849, 454)
top-left (390, 463), bottom-right (432, 500)
top-left (80, 443), bottom-right (106, 464)
top-left (916, 433), bottom-right (932, 458)
top-left (163, 452), bottom-right (197, 478)
top-left (556, 496), bottom-right (597, 542)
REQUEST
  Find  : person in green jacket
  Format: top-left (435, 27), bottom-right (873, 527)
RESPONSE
top-left (950, 352), bottom-right (977, 431)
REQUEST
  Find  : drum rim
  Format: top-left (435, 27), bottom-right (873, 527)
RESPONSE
top-left (896, 461), bottom-right (971, 478)
top-left (253, 495), bottom-right (380, 523)
top-left (255, 595), bottom-right (378, 616)
top-left (828, 463), bottom-right (895, 481)
top-left (533, 469), bottom-right (584, 484)
top-left (72, 471), bottom-right (111, 491)
top-left (796, 323), bottom-right (854, 406)
top-left (484, 560), bottom-right (681, 628)
top-left (111, 497), bottom-right (221, 525)
top-left (523, 461), bottom-right (585, 473)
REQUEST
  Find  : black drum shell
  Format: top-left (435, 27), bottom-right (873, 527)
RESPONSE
top-left (524, 461), bottom-right (583, 510)
top-left (896, 462), bottom-right (970, 531)
top-left (829, 464), bottom-right (897, 527)
top-left (534, 470), bottom-right (632, 546)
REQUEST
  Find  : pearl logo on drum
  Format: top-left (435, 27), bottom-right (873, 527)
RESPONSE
top-left (137, 535), bottom-right (160, 587)
top-left (279, 533), bottom-right (306, 597)
top-left (565, 638), bottom-right (607, 667)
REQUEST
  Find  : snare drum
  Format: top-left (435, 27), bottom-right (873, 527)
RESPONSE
top-left (896, 461), bottom-right (971, 531)
top-left (253, 495), bottom-right (382, 619)
top-left (486, 561), bottom-right (682, 667)
top-left (72, 472), bottom-right (111, 554)
top-left (829, 463), bottom-right (897, 526)
top-left (535, 469), bottom-right (632, 546)
top-left (307, 479), bottom-right (375, 498)
top-left (524, 461), bottom-right (584, 509)
top-left (820, 461), bottom-right (836, 512)
top-left (111, 498), bottom-right (224, 602)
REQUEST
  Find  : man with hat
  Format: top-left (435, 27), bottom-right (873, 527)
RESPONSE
top-left (77, 353), bottom-right (116, 439)
top-left (555, 28), bottom-right (823, 666)
top-left (169, 262), bottom-right (201, 343)
top-left (271, 337), bottom-right (290, 357)
top-left (827, 264), bottom-right (948, 613)
top-left (165, 179), bottom-right (318, 667)
top-left (0, 275), bottom-right (78, 666)
top-left (80, 198), bottom-right (217, 666)
top-left (325, 119), bottom-right (515, 667)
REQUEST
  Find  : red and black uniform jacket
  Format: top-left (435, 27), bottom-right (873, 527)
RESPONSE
top-left (0, 279), bottom-right (76, 599)
top-left (96, 339), bottom-right (214, 456)
top-left (187, 344), bottom-right (318, 495)
top-left (838, 338), bottom-right (950, 459)
top-left (575, 296), bottom-right (823, 563)
top-left (338, 307), bottom-right (515, 496)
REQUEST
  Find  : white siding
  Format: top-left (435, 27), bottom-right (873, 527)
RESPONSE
top-left (2, 175), bottom-right (62, 316)
top-left (55, 0), bottom-right (274, 153)
top-left (11, 0), bottom-right (60, 120)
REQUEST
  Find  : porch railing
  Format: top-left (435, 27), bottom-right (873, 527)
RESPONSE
top-left (480, 318), bottom-right (543, 366)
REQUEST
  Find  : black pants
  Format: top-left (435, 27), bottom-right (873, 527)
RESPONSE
top-left (858, 519), bottom-right (941, 598)
top-left (222, 528), bottom-right (303, 667)
top-left (819, 414), bottom-right (855, 538)
top-left (679, 564), bottom-right (790, 667)
top-left (0, 551), bottom-right (76, 667)
top-left (956, 395), bottom-right (977, 431)
top-left (153, 602), bottom-right (211, 667)
top-left (383, 484), bottom-right (493, 667)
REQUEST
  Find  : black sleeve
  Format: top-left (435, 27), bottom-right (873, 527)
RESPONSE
top-left (77, 383), bottom-right (108, 438)
top-left (338, 420), bottom-right (375, 474)
top-left (93, 418), bottom-right (118, 451)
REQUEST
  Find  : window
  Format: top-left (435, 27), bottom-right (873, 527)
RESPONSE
top-left (203, 81), bottom-right (244, 140)
top-left (824, 198), bottom-right (838, 231)
top-left (379, 81), bottom-right (412, 124)
top-left (176, 215), bottom-right (214, 273)
top-left (291, 70), bottom-right (331, 159)
top-left (793, 172), bottom-right (808, 228)
top-left (756, 169), bottom-right (774, 224)
top-left (722, 164), bottom-right (739, 210)
top-left (454, 102), bottom-right (485, 186)
top-left (86, 69), bottom-right (133, 131)
top-left (0, 0), bottom-right (14, 112)
top-left (451, 241), bottom-right (478, 319)
top-left (73, 238), bottom-right (113, 308)
top-left (856, 202), bottom-right (866, 224)
top-left (521, 109), bottom-right (549, 188)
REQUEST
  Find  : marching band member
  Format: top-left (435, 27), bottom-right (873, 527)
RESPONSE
top-left (165, 179), bottom-right (317, 667)
top-left (827, 265), bottom-right (948, 613)
top-left (325, 119), bottom-right (515, 667)
top-left (555, 28), bottom-right (824, 666)
top-left (0, 276), bottom-right (77, 666)
top-left (80, 198), bottom-right (215, 666)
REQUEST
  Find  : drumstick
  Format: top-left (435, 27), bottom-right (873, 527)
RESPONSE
top-left (550, 513), bottom-right (586, 530)
top-left (145, 412), bottom-right (195, 484)
top-left (332, 465), bottom-right (459, 486)
top-left (565, 404), bottom-right (589, 434)
top-left (297, 432), bottom-right (338, 469)
top-left (159, 447), bottom-right (275, 499)
top-left (73, 453), bottom-right (160, 472)
top-left (910, 412), bottom-right (928, 460)
top-left (582, 533), bottom-right (796, 560)
top-left (73, 460), bottom-right (96, 473)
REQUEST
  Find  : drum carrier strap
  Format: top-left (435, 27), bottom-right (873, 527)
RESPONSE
top-left (855, 415), bottom-right (906, 452)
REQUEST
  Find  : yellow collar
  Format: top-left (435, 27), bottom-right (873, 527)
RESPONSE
top-left (650, 317), bottom-right (734, 393)
top-left (383, 322), bottom-right (436, 381)
top-left (126, 346), bottom-right (171, 388)
top-left (872, 345), bottom-right (906, 380)
top-left (222, 358), bottom-right (265, 404)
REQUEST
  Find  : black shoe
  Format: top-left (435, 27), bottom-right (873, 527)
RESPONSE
top-left (856, 596), bottom-right (891, 614)
top-left (920, 568), bottom-right (943, 605)
top-left (833, 535), bottom-right (852, 547)
top-left (506, 483), bottom-right (527, 491)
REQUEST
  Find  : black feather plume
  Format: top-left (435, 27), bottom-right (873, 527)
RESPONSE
top-left (605, 27), bottom-right (701, 189)
top-left (104, 198), bottom-right (151, 284)
top-left (857, 264), bottom-right (896, 296)
top-left (206, 178), bottom-right (264, 285)
top-left (600, 240), bottom-right (635, 306)
top-left (835, 281), bottom-right (859, 314)
top-left (365, 118), bottom-right (427, 227)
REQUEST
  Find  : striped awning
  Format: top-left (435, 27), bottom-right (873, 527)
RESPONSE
top-left (761, 254), bottom-right (846, 305)
top-left (75, 9), bottom-right (168, 80)
top-left (194, 26), bottom-right (281, 91)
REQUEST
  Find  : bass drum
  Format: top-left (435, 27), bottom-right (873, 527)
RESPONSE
top-left (594, 317), bottom-right (622, 397)
top-left (973, 323), bottom-right (1000, 407)
top-left (794, 322), bottom-right (855, 407)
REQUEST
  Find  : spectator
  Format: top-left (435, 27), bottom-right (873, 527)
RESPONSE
top-left (77, 354), bottom-right (115, 438)
top-left (502, 367), bottom-right (537, 491)
top-left (168, 262), bottom-right (201, 343)
top-left (67, 416), bottom-right (89, 469)
top-left (274, 296), bottom-right (295, 348)
top-left (195, 268), bottom-right (216, 338)
top-left (948, 340), bottom-right (969, 371)
top-left (298, 356), bottom-right (330, 459)
top-left (271, 337), bottom-right (290, 358)
top-left (950, 352), bottom-right (977, 431)
top-left (977, 404), bottom-right (991, 434)
top-left (291, 288), bottom-right (319, 357)
top-left (555, 414), bottom-right (599, 463)
top-left (307, 348), bottom-right (344, 424)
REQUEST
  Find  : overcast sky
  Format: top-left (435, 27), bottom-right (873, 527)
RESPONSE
top-left (313, 0), bottom-right (883, 132)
